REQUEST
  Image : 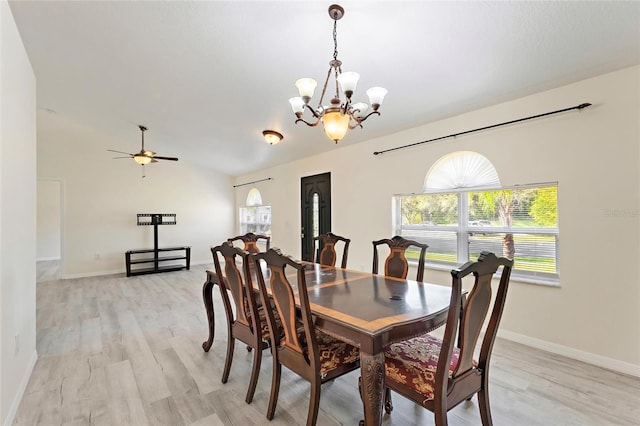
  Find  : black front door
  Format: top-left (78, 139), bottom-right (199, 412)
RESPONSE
top-left (300, 172), bottom-right (331, 262)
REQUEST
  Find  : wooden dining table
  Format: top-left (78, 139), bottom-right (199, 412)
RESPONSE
top-left (202, 262), bottom-right (455, 426)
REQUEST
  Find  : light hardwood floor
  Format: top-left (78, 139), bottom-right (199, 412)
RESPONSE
top-left (14, 262), bottom-right (640, 425)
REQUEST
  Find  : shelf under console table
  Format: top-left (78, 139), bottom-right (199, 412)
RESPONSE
top-left (125, 246), bottom-right (191, 277)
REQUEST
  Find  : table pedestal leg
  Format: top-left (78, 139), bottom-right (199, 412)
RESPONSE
top-left (359, 351), bottom-right (385, 426)
top-left (201, 275), bottom-right (216, 352)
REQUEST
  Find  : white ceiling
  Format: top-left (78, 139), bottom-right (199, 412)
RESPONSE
top-left (8, 1), bottom-right (640, 176)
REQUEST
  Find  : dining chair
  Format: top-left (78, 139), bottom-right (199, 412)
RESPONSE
top-left (372, 235), bottom-right (429, 282)
top-left (227, 232), bottom-right (271, 253)
top-left (382, 251), bottom-right (513, 426)
top-left (313, 232), bottom-right (351, 268)
top-left (253, 248), bottom-right (360, 426)
top-left (211, 241), bottom-right (272, 404)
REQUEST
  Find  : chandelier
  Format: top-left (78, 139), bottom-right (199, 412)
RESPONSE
top-left (288, 4), bottom-right (387, 144)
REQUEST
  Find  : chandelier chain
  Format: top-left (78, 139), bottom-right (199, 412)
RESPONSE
top-left (333, 19), bottom-right (338, 61)
top-left (332, 19), bottom-right (340, 99)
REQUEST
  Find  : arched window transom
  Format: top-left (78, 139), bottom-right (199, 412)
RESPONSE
top-left (246, 188), bottom-right (263, 206)
top-left (424, 151), bottom-right (500, 191)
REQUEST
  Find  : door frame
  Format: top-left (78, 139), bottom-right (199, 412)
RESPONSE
top-left (300, 171), bottom-right (332, 262)
top-left (36, 177), bottom-right (64, 279)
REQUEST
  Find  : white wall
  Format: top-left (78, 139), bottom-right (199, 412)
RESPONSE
top-left (235, 66), bottom-right (640, 373)
top-left (36, 179), bottom-right (61, 260)
top-left (37, 111), bottom-right (235, 278)
top-left (0, 1), bottom-right (38, 423)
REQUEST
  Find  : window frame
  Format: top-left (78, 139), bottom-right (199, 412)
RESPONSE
top-left (393, 182), bottom-right (559, 286)
top-left (239, 188), bottom-right (272, 236)
top-left (238, 205), bottom-right (272, 236)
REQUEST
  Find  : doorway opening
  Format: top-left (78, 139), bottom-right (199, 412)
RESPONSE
top-left (36, 179), bottom-right (62, 281)
top-left (300, 172), bottom-right (331, 261)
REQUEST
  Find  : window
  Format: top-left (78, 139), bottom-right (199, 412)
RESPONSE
top-left (239, 188), bottom-right (271, 236)
top-left (394, 151), bottom-right (559, 284)
top-left (312, 193), bottom-right (320, 239)
top-left (394, 184), bottom-right (559, 284)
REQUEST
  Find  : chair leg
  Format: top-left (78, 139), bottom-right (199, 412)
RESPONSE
top-left (221, 337), bottom-right (235, 384)
top-left (306, 379), bottom-right (321, 426)
top-left (434, 402), bottom-right (449, 426)
top-left (384, 387), bottom-right (393, 414)
top-left (266, 360), bottom-right (281, 420)
top-left (245, 343), bottom-right (262, 404)
top-left (478, 387), bottom-right (493, 426)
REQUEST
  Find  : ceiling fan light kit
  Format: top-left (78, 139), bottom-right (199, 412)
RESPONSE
top-left (288, 4), bottom-right (387, 143)
top-left (134, 154), bottom-right (152, 165)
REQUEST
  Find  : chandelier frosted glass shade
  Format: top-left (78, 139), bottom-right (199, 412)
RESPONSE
top-left (322, 111), bottom-right (350, 143)
top-left (294, 78), bottom-right (318, 101)
top-left (288, 4), bottom-right (386, 144)
top-left (288, 97), bottom-right (305, 115)
top-left (351, 102), bottom-right (369, 119)
top-left (336, 71), bottom-right (360, 97)
top-left (366, 87), bottom-right (389, 110)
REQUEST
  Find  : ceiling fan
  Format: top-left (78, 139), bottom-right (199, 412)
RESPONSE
top-left (108, 125), bottom-right (178, 177)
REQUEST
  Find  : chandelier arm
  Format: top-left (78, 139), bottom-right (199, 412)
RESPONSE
top-left (342, 95), bottom-right (351, 114)
top-left (295, 116), bottom-right (322, 127)
top-left (317, 66), bottom-right (333, 109)
top-left (304, 103), bottom-right (321, 118)
top-left (345, 113), bottom-right (362, 130)
top-left (354, 110), bottom-right (381, 123)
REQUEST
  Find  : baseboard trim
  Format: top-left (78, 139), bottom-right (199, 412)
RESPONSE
top-left (498, 329), bottom-right (640, 378)
top-left (61, 261), bottom-right (212, 280)
top-left (3, 350), bottom-right (38, 426)
top-left (63, 269), bottom-right (124, 279)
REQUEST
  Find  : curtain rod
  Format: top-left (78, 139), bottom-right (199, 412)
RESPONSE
top-left (373, 102), bottom-right (592, 156)
top-left (233, 177), bottom-right (272, 188)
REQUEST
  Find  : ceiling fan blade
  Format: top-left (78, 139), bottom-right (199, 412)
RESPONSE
top-left (112, 156), bottom-right (132, 159)
top-left (150, 159), bottom-right (158, 163)
top-left (108, 149), bottom-right (133, 156)
top-left (152, 156), bottom-right (179, 161)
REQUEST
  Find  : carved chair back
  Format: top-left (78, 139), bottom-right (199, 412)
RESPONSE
top-left (372, 235), bottom-right (428, 282)
top-left (211, 241), bottom-right (267, 403)
top-left (253, 248), bottom-right (359, 425)
top-left (383, 251), bottom-right (513, 424)
top-left (254, 249), bottom-right (315, 374)
top-left (212, 242), bottom-right (257, 333)
top-left (228, 232), bottom-right (271, 254)
top-left (313, 232), bottom-right (351, 268)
